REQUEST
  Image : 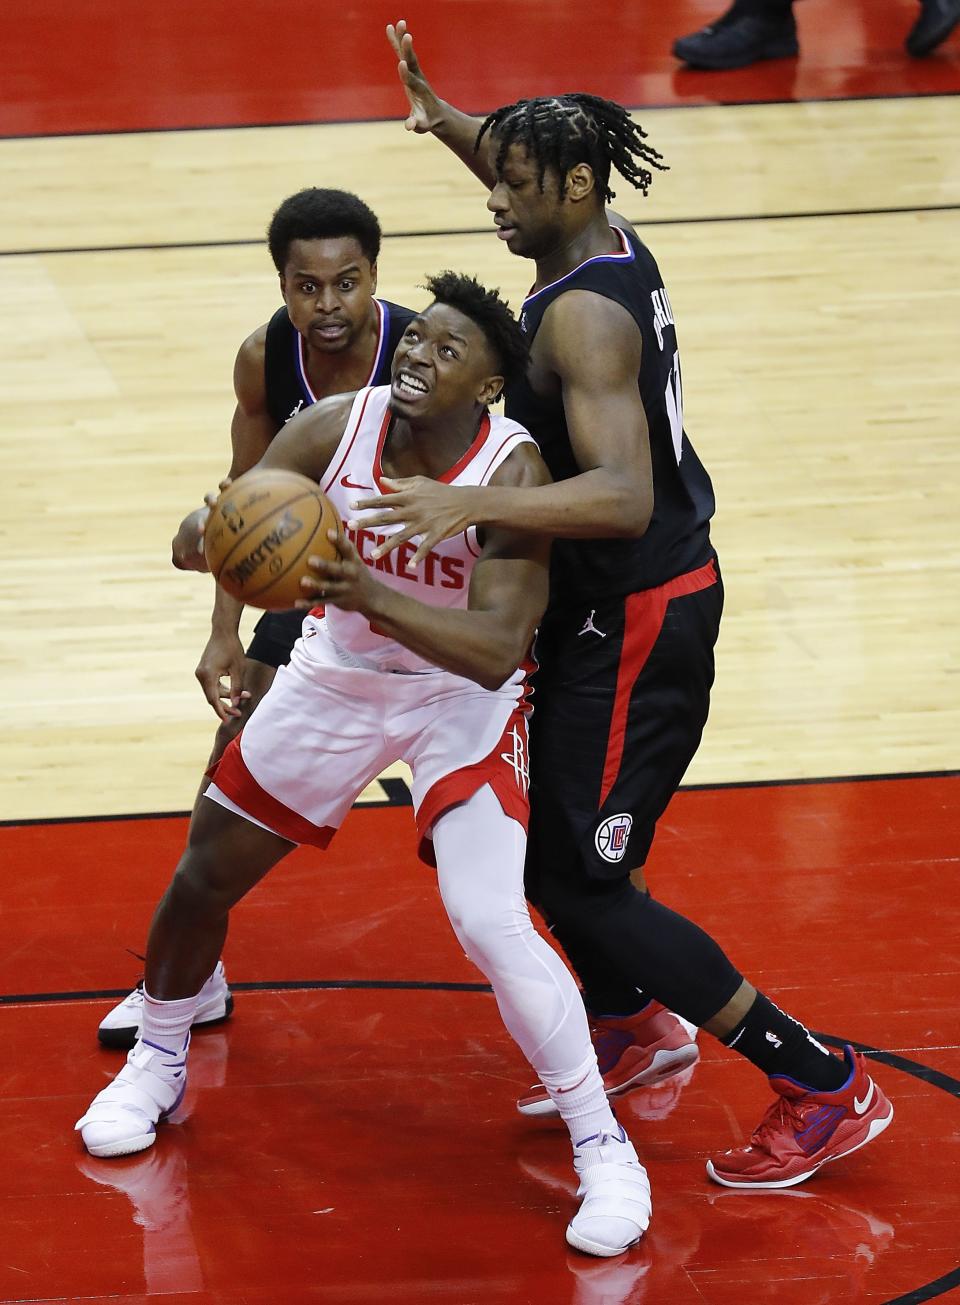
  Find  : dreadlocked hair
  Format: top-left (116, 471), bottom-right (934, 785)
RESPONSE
top-left (476, 94), bottom-right (668, 203)
top-left (423, 271), bottom-right (528, 390)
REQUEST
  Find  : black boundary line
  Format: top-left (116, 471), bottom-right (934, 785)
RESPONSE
top-left (2, 766), bottom-right (956, 830)
top-left (0, 88), bottom-right (956, 144)
top-left (4, 201), bottom-right (959, 260)
top-left (0, 984), bottom-right (955, 1300)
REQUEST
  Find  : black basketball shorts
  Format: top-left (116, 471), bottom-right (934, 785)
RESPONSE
top-left (526, 556), bottom-right (722, 884)
top-left (244, 609), bottom-right (306, 670)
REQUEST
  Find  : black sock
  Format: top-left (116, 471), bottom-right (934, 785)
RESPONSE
top-left (722, 993), bottom-right (848, 1091)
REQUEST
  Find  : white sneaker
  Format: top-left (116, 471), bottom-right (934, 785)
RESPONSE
top-left (75, 1036), bottom-right (189, 1158)
top-left (566, 1126), bottom-right (652, 1257)
top-left (98, 961), bottom-right (233, 1049)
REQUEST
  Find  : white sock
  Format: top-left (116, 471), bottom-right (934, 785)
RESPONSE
top-left (540, 1054), bottom-right (619, 1145)
top-left (142, 988), bottom-right (200, 1057)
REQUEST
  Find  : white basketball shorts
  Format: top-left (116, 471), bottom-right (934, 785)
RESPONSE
top-left (207, 617), bottom-right (532, 863)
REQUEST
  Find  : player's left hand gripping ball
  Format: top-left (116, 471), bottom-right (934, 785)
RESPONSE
top-left (299, 531), bottom-right (377, 613)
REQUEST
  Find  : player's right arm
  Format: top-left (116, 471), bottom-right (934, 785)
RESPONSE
top-left (386, 21), bottom-right (496, 188)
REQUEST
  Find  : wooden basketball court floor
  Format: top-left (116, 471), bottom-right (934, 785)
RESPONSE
top-left (1, 2), bottom-right (959, 1302)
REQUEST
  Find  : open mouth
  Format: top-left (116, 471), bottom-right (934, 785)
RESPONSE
top-left (495, 221), bottom-right (519, 241)
top-left (393, 369), bottom-right (430, 400)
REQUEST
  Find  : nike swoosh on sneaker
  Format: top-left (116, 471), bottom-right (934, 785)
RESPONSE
top-left (854, 1080), bottom-right (875, 1115)
top-left (340, 475), bottom-right (373, 491)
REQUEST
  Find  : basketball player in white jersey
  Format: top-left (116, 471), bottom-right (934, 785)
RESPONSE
top-left (75, 273), bottom-right (651, 1258)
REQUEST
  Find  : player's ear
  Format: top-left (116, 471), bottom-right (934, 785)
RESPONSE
top-left (368, 260), bottom-right (379, 295)
top-left (478, 374), bottom-right (505, 407)
top-left (566, 162), bottom-right (596, 205)
top-left (279, 272), bottom-right (288, 299)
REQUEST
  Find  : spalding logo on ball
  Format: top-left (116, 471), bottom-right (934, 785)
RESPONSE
top-left (204, 469), bottom-right (343, 611)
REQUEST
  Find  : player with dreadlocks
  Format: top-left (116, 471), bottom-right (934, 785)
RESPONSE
top-left (363, 20), bottom-right (895, 1199)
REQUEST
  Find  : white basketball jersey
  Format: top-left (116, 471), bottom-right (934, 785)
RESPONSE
top-left (317, 385), bottom-right (537, 673)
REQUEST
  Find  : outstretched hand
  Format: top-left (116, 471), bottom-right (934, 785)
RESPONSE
top-left (348, 477), bottom-right (479, 569)
top-left (386, 20), bottom-right (445, 133)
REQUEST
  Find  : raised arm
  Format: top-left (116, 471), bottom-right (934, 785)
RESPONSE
top-left (386, 20), bottom-right (496, 189)
top-left (299, 444), bottom-right (552, 690)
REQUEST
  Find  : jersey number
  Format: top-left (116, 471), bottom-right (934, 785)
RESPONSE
top-left (665, 350), bottom-right (683, 464)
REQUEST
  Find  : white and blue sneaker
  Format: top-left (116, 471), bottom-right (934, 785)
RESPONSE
top-left (566, 1125), bottom-right (652, 1257)
top-left (98, 961), bottom-right (233, 1049)
top-left (75, 1035), bottom-right (189, 1158)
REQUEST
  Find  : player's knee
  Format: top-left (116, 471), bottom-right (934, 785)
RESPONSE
top-left (452, 900), bottom-right (535, 975)
top-left (536, 872), bottom-right (638, 938)
top-left (167, 852), bottom-right (230, 918)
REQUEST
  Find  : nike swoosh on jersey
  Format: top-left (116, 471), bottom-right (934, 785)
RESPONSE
top-left (853, 1080), bottom-right (875, 1115)
top-left (340, 475), bottom-right (374, 491)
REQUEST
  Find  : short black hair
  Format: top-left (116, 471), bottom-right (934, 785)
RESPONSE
top-left (477, 94), bottom-right (668, 204)
top-left (422, 271), bottom-right (528, 390)
top-left (267, 188), bottom-right (381, 272)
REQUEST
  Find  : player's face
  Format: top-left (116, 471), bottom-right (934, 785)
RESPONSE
top-left (389, 304), bottom-right (502, 418)
top-left (280, 237), bottom-right (377, 353)
top-left (487, 142), bottom-right (567, 259)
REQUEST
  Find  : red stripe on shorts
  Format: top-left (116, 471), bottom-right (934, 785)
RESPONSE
top-left (598, 558), bottom-right (717, 809)
top-left (208, 736), bottom-right (336, 849)
top-left (416, 705), bottom-right (531, 867)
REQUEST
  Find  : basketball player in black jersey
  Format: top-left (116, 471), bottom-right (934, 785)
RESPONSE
top-left (98, 188), bottom-right (417, 1048)
top-left (360, 21), bottom-right (894, 1191)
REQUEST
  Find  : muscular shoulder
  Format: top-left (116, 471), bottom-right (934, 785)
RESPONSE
top-left (259, 389), bottom-right (358, 479)
top-left (294, 389), bottom-right (356, 439)
top-left (541, 290), bottom-right (643, 383)
top-left (233, 323), bottom-right (269, 411)
top-left (490, 439), bottom-right (552, 489)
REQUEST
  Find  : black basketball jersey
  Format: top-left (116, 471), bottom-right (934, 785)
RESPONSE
top-left (505, 227), bottom-right (715, 605)
top-left (263, 298), bottom-right (416, 429)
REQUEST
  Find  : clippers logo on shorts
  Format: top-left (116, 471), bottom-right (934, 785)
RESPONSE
top-left (595, 813), bottom-right (633, 863)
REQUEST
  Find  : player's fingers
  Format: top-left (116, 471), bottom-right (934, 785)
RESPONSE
top-left (348, 490), bottom-right (394, 511)
top-left (330, 529), bottom-right (360, 563)
top-left (228, 668), bottom-right (248, 709)
top-left (304, 554), bottom-right (344, 578)
top-left (299, 574), bottom-right (327, 599)
top-left (406, 538), bottom-right (435, 570)
top-left (196, 670), bottom-right (231, 721)
top-left (370, 525), bottom-right (418, 559)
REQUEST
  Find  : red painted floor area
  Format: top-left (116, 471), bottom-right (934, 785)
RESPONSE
top-left (2, 774), bottom-right (959, 1303)
top-left (4, 0), bottom-right (959, 137)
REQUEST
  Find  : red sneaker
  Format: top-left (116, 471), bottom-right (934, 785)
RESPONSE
top-left (517, 1002), bottom-right (699, 1116)
top-left (706, 1045), bottom-right (894, 1189)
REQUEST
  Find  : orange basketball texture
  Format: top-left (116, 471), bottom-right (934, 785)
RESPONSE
top-left (203, 469), bottom-right (342, 610)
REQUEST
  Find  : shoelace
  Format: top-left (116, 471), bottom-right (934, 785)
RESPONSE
top-left (749, 1093), bottom-right (806, 1153)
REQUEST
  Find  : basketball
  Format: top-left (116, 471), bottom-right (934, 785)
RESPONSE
top-left (203, 469), bottom-right (342, 610)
